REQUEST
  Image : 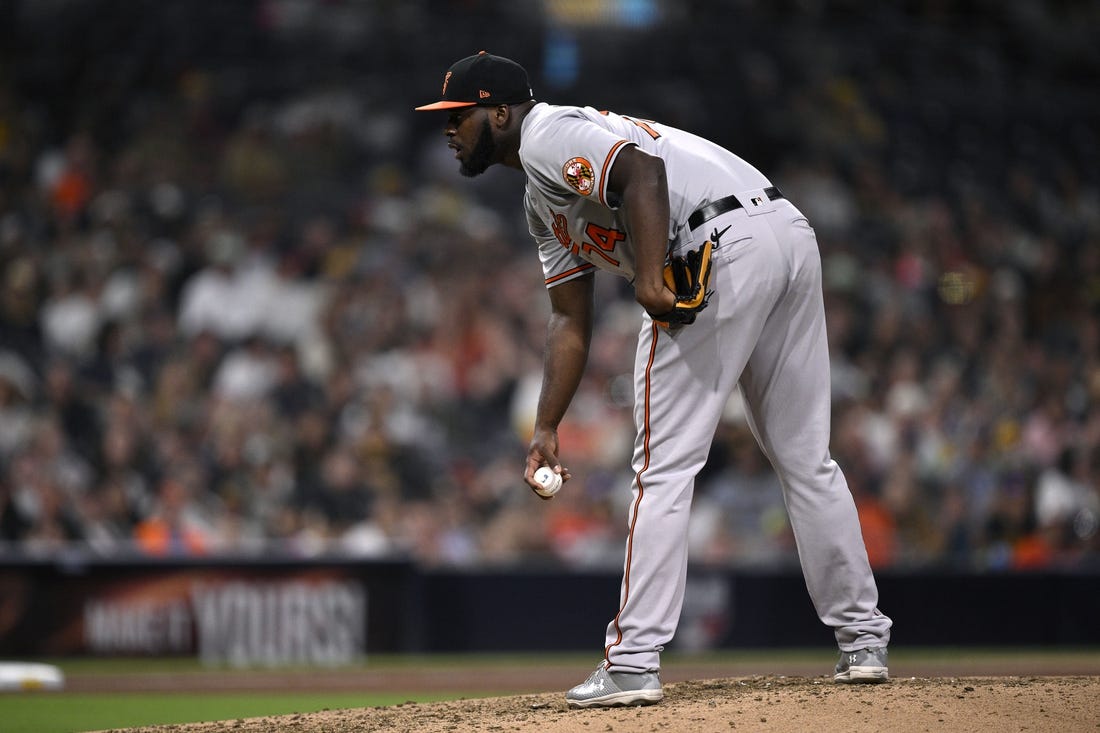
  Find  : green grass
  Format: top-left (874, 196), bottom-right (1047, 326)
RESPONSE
top-left (0, 655), bottom-right (533, 733)
top-left (0, 691), bottom-right (460, 733)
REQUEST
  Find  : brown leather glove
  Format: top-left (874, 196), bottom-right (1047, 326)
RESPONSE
top-left (650, 239), bottom-right (714, 328)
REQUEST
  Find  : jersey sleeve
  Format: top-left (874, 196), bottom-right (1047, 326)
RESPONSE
top-left (522, 111), bottom-right (635, 209)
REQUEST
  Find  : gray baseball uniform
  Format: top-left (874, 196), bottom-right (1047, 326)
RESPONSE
top-left (521, 103), bottom-right (892, 673)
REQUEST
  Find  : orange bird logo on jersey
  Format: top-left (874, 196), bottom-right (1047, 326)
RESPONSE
top-left (563, 157), bottom-right (595, 196)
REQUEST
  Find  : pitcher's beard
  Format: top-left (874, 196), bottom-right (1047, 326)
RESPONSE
top-left (459, 119), bottom-right (495, 177)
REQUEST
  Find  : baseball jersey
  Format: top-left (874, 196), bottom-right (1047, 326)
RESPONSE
top-left (520, 103), bottom-right (772, 288)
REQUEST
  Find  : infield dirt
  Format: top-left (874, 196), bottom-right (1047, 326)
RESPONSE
top-left (94, 674), bottom-right (1100, 733)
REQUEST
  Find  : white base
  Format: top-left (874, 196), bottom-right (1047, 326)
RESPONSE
top-left (0, 662), bottom-right (66, 691)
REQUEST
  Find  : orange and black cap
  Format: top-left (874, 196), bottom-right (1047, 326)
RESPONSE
top-left (414, 51), bottom-right (533, 111)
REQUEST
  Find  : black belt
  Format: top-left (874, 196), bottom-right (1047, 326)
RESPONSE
top-left (687, 186), bottom-right (784, 230)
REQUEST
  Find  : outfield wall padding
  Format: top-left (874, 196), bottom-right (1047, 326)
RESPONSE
top-left (0, 559), bottom-right (1096, 660)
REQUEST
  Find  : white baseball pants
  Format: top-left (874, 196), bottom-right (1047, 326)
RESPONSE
top-left (604, 197), bottom-right (893, 673)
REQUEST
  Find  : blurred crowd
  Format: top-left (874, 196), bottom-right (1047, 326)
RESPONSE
top-left (1, 1), bottom-right (1099, 571)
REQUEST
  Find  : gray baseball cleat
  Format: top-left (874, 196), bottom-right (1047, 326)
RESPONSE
top-left (566, 664), bottom-right (664, 708)
top-left (834, 646), bottom-right (889, 683)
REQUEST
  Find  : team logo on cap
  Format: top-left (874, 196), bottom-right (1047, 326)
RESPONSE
top-left (563, 157), bottom-right (595, 196)
top-left (442, 71), bottom-right (452, 95)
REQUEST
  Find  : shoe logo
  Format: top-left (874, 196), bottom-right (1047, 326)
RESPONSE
top-left (849, 654), bottom-right (858, 664)
top-left (750, 196), bottom-right (764, 206)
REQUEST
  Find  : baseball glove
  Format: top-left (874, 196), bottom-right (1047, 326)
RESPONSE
top-left (651, 239), bottom-right (714, 328)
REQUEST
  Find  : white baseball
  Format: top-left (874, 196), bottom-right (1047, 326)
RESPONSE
top-left (533, 466), bottom-right (562, 497)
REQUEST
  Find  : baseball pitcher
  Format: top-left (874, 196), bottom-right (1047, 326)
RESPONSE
top-left (416, 51), bottom-right (892, 708)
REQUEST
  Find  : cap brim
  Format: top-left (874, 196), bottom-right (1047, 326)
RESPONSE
top-left (414, 100), bottom-right (478, 111)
